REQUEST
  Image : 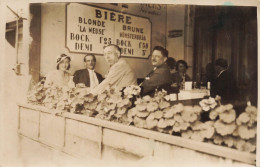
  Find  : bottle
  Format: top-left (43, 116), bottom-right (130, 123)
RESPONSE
top-left (207, 82), bottom-right (211, 90)
top-left (207, 82), bottom-right (211, 96)
top-left (182, 73), bottom-right (186, 90)
top-left (196, 73), bottom-right (201, 89)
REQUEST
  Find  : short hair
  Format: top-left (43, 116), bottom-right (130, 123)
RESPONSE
top-left (153, 46), bottom-right (168, 58)
top-left (166, 57), bottom-right (176, 69)
top-left (103, 44), bottom-right (121, 54)
top-left (215, 58), bottom-right (228, 69)
top-left (176, 60), bottom-right (188, 71)
top-left (84, 54), bottom-right (96, 62)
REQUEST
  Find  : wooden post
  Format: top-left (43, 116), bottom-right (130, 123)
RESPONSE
top-left (149, 138), bottom-right (155, 156)
top-left (97, 126), bottom-right (103, 159)
top-left (63, 118), bottom-right (67, 147)
top-left (17, 106), bottom-right (21, 130)
top-left (29, 4), bottom-right (41, 82)
top-left (38, 110), bottom-right (41, 138)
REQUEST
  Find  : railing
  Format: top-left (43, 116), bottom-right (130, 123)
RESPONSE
top-left (17, 103), bottom-right (256, 165)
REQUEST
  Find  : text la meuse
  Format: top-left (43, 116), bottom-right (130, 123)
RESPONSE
top-left (95, 9), bottom-right (132, 24)
top-left (79, 25), bottom-right (105, 35)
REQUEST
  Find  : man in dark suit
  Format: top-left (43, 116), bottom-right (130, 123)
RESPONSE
top-left (210, 58), bottom-right (237, 102)
top-left (73, 54), bottom-right (103, 88)
top-left (140, 46), bottom-right (172, 96)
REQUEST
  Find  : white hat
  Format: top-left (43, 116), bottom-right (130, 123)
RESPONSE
top-left (56, 54), bottom-right (71, 68)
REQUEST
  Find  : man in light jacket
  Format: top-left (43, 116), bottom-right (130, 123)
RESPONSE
top-left (91, 44), bottom-right (137, 94)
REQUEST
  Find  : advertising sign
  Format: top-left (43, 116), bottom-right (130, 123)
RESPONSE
top-left (66, 3), bottom-right (152, 58)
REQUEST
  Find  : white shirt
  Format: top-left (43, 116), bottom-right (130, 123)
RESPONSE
top-left (87, 69), bottom-right (99, 88)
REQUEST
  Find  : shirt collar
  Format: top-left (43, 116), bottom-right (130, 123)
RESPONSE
top-left (153, 63), bottom-right (167, 71)
top-left (87, 69), bottom-right (95, 73)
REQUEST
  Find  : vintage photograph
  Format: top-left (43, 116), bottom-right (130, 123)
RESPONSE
top-left (1, 0), bottom-right (259, 166)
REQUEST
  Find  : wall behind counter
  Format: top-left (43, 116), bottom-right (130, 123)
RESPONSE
top-left (40, 3), bottom-right (168, 78)
top-left (166, 5), bottom-right (193, 79)
top-left (166, 5), bottom-right (185, 61)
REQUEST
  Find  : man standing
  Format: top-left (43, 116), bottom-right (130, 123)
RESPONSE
top-left (91, 44), bottom-right (137, 94)
top-left (210, 58), bottom-right (237, 102)
top-left (73, 54), bottom-right (103, 88)
top-left (140, 46), bottom-right (172, 96)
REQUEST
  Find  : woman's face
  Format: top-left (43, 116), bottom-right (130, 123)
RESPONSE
top-left (178, 63), bottom-right (186, 73)
top-left (58, 58), bottom-right (70, 71)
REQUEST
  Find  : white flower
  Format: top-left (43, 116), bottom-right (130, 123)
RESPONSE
top-left (199, 97), bottom-right (217, 111)
top-left (123, 85), bottom-right (141, 97)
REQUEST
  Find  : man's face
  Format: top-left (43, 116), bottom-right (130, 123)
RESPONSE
top-left (85, 56), bottom-right (96, 70)
top-left (104, 46), bottom-right (119, 66)
top-left (151, 50), bottom-right (167, 67)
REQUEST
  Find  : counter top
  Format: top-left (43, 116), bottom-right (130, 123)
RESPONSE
top-left (178, 89), bottom-right (209, 100)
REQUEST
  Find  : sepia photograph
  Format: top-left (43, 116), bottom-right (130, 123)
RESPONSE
top-left (0, 0), bottom-right (259, 166)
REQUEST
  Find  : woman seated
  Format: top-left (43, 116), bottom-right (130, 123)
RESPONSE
top-left (44, 54), bottom-right (72, 88)
top-left (171, 60), bottom-right (191, 89)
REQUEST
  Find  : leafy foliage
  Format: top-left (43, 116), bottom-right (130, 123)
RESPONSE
top-left (27, 82), bottom-right (257, 153)
top-left (27, 79), bottom-right (46, 105)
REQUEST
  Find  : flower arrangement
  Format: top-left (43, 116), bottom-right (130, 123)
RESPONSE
top-left (27, 79), bottom-right (46, 105)
top-left (195, 96), bottom-right (257, 153)
top-left (95, 87), bottom-right (128, 122)
top-left (27, 82), bottom-right (257, 153)
top-left (123, 85), bottom-right (141, 98)
top-left (128, 90), bottom-right (203, 136)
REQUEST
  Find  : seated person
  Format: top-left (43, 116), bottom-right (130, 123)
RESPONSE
top-left (171, 60), bottom-right (191, 90)
top-left (140, 46), bottom-right (172, 96)
top-left (210, 58), bottom-right (237, 102)
top-left (166, 57), bottom-right (177, 74)
top-left (73, 54), bottom-right (103, 88)
top-left (166, 57), bottom-right (180, 93)
top-left (44, 54), bottom-right (72, 88)
top-left (91, 44), bottom-right (137, 94)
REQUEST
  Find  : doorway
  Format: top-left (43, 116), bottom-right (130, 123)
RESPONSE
top-left (193, 6), bottom-right (257, 103)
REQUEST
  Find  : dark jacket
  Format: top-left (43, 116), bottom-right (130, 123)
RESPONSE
top-left (210, 70), bottom-right (237, 102)
top-left (73, 69), bottom-right (103, 87)
top-left (141, 63), bottom-right (172, 96)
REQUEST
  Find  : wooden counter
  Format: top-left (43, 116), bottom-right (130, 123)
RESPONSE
top-left (17, 103), bottom-right (256, 166)
top-left (178, 89), bottom-right (209, 100)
